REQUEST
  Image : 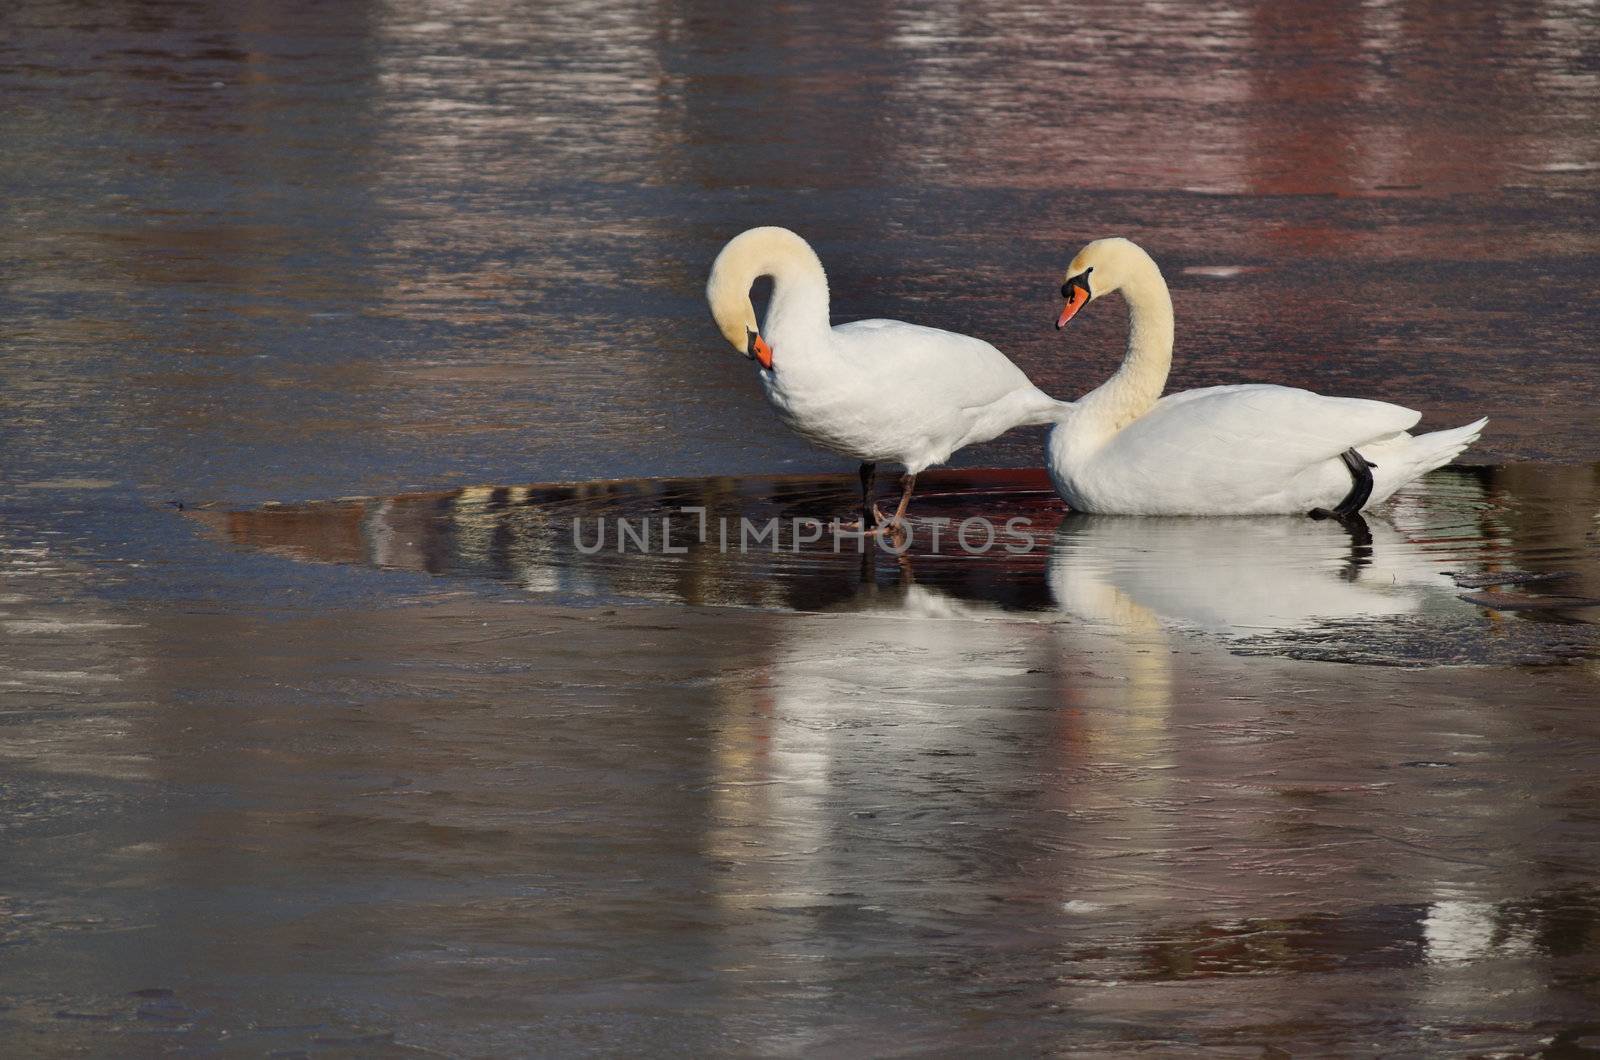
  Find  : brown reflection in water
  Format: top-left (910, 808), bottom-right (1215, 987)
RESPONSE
top-left (825, 0), bottom-right (1600, 200)
top-left (8, 481), bottom-right (1600, 1052)
top-left (192, 468), bottom-right (1068, 613)
top-left (1120, 886), bottom-right (1600, 981)
top-left (1386, 3), bottom-right (1557, 195)
top-left (189, 464), bottom-right (1600, 639)
top-left (2, 0), bottom-right (392, 459)
top-left (5, 0), bottom-right (1598, 507)
top-left (681, 521), bottom-right (1600, 1050)
top-left (1244, 0), bottom-right (1368, 203)
top-left (655, 0), bottom-right (899, 193)
top-left (3, 0), bottom-right (1600, 1050)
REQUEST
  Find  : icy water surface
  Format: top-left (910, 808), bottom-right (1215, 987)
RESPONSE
top-left (3, 0), bottom-right (1600, 1054)
top-left (6, 474), bottom-right (1600, 1055)
top-left (195, 464), bottom-right (1600, 665)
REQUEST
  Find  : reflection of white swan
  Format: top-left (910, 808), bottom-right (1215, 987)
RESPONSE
top-left (1046, 238), bottom-right (1487, 516)
top-left (704, 581), bottom-right (1049, 864)
top-left (701, 582), bottom-right (1061, 1053)
top-left (1048, 514), bottom-right (1454, 634)
top-left (700, 577), bottom-right (1181, 1027)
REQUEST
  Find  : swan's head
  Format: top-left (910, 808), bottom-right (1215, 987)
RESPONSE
top-left (1055, 236), bottom-right (1157, 329)
top-left (706, 226), bottom-right (812, 371)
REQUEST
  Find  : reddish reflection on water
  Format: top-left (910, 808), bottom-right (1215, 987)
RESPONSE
top-left (6, 479), bottom-right (1600, 1054)
top-left (192, 464), bottom-right (1600, 663)
top-left (3, 0), bottom-right (1600, 1053)
top-left (2, 0), bottom-right (1598, 509)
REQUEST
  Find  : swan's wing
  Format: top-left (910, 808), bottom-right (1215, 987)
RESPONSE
top-left (1117, 384), bottom-right (1421, 474)
top-left (832, 318), bottom-right (1038, 409)
top-left (835, 319), bottom-right (900, 333)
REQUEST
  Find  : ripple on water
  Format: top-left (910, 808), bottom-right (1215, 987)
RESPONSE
top-left (187, 464), bottom-right (1600, 668)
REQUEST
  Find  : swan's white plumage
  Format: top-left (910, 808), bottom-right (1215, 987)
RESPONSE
top-left (708, 227), bottom-right (1068, 476)
top-left (1046, 238), bottom-right (1487, 515)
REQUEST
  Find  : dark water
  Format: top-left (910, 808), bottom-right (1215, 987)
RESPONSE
top-left (4, 0), bottom-right (1599, 509)
top-left (4, 0), bottom-right (1600, 1054)
top-left (194, 464), bottom-right (1600, 665)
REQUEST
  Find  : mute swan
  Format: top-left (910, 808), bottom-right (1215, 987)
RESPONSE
top-left (708, 226), bottom-right (1069, 530)
top-left (1047, 238), bottom-right (1487, 517)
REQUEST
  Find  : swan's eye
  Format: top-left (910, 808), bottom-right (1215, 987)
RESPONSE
top-left (1061, 267), bottom-right (1094, 299)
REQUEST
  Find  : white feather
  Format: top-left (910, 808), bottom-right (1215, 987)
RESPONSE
top-left (1046, 238), bottom-right (1487, 515)
top-left (708, 228), bottom-right (1068, 477)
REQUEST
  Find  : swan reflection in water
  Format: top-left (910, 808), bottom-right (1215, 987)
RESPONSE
top-left (1046, 512), bottom-right (1443, 635)
top-left (190, 464), bottom-right (1600, 647)
top-left (687, 501), bottom-right (1600, 1041)
top-left (184, 467), bottom-right (1600, 1032)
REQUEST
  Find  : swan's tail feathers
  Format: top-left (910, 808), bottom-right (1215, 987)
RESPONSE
top-left (1367, 417), bottom-right (1487, 508)
top-left (1040, 399), bottom-right (1077, 425)
top-left (1412, 416), bottom-right (1489, 473)
top-left (1012, 396), bottom-right (1077, 428)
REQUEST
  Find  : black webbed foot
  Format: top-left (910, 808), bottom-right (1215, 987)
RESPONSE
top-left (1309, 447), bottom-right (1375, 520)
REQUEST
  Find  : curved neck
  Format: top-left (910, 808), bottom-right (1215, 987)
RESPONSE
top-left (709, 228), bottom-right (834, 358)
top-left (1079, 262), bottom-right (1173, 433)
top-left (759, 241), bottom-right (831, 347)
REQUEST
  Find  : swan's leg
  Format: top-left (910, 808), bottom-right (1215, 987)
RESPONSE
top-left (1334, 448), bottom-right (1377, 515)
top-left (841, 472), bottom-right (918, 536)
top-left (885, 472), bottom-right (918, 527)
top-left (1309, 448), bottom-right (1377, 521)
top-left (859, 462), bottom-right (878, 528)
top-left (832, 462), bottom-right (887, 533)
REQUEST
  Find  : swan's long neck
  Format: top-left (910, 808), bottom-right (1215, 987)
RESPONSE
top-left (708, 227), bottom-right (832, 355)
top-left (759, 237), bottom-right (831, 347)
top-left (1078, 261), bottom-right (1173, 436)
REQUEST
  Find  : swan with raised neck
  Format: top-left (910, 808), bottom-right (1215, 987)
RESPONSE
top-left (1052, 237), bottom-right (1175, 453)
top-left (1047, 236), bottom-right (1486, 516)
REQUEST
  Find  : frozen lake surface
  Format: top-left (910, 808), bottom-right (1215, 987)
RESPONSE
top-left (3, 0), bottom-right (1598, 1053)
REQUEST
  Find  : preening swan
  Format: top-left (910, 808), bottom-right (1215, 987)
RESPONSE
top-left (1047, 237), bottom-right (1487, 517)
top-left (708, 226), bottom-right (1069, 530)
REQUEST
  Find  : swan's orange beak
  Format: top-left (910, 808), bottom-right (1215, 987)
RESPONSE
top-left (751, 334), bottom-right (774, 370)
top-left (1056, 286), bottom-right (1089, 329)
